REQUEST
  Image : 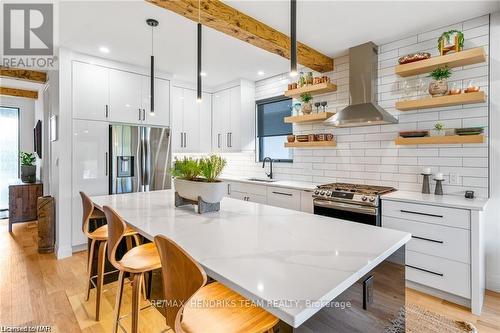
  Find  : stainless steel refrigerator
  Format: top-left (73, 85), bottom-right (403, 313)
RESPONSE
top-left (109, 125), bottom-right (171, 194)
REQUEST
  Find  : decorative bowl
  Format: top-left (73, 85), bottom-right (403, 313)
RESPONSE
top-left (287, 135), bottom-right (296, 143)
top-left (398, 52), bottom-right (431, 65)
top-left (465, 86), bottom-right (480, 93)
top-left (399, 130), bottom-right (429, 138)
top-left (448, 88), bottom-right (462, 95)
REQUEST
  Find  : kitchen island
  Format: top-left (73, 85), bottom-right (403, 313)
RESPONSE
top-left (91, 190), bottom-right (410, 332)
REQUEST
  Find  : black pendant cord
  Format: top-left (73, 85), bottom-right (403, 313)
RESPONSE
top-left (197, 22), bottom-right (202, 101)
top-left (290, 0), bottom-right (297, 76)
top-left (197, 0), bottom-right (202, 102)
top-left (146, 18), bottom-right (159, 114)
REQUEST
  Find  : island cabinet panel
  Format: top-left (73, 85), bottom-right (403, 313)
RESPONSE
top-left (292, 246), bottom-right (406, 333)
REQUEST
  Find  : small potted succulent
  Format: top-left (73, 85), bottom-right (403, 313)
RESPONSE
top-left (300, 93), bottom-right (313, 114)
top-left (20, 152), bottom-right (37, 183)
top-left (428, 67), bottom-right (451, 97)
top-left (171, 155), bottom-right (227, 204)
top-left (431, 122), bottom-right (446, 137)
top-left (438, 30), bottom-right (464, 55)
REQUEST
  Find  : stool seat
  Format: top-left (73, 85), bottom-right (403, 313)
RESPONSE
top-left (119, 243), bottom-right (161, 273)
top-left (181, 282), bottom-right (279, 333)
top-left (89, 224), bottom-right (137, 241)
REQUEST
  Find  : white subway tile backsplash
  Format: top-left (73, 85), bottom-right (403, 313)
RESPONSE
top-left (212, 15), bottom-right (489, 197)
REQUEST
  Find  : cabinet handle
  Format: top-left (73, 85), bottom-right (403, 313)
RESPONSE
top-left (272, 191), bottom-right (293, 196)
top-left (184, 133), bottom-right (187, 148)
top-left (180, 132), bottom-right (183, 148)
top-left (227, 184), bottom-right (231, 195)
top-left (229, 132), bottom-right (232, 147)
top-left (105, 152), bottom-right (108, 176)
top-left (142, 109), bottom-right (145, 121)
top-left (406, 264), bottom-right (444, 277)
top-left (400, 210), bottom-right (443, 218)
top-left (105, 105), bottom-right (109, 118)
top-left (412, 235), bottom-right (444, 244)
top-left (218, 134), bottom-right (221, 148)
top-left (227, 133), bottom-right (230, 148)
top-left (139, 108), bottom-right (142, 121)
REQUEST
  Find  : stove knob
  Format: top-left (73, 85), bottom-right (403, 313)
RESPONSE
top-left (369, 197), bottom-right (376, 202)
top-left (361, 196), bottom-right (368, 201)
top-left (326, 190), bottom-right (332, 196)
top-left (314, 190), bottom-right (320, 195)
top-left (320, 190), bottom-right (326, 195)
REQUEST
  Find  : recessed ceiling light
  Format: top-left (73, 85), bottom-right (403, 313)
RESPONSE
top-left (200, 72), bottom-right (207, 77)
top-left (99, 46), bottom-right (110, 54)
top-left (257, 71), bottom-right (265, 76)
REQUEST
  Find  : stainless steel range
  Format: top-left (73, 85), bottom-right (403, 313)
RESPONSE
top-left (313, 183), bottom-right (396, 226)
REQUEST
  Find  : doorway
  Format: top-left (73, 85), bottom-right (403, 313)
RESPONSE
top-left (0, 107), bottom-right (20, 219)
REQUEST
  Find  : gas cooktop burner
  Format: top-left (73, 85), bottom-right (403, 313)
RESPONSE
top-left (313, 183), bottom-right (396, 206)
top-left (317, 183), bottom-right (396, 196)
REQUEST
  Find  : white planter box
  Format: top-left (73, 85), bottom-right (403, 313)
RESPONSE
top-left (174, 178), bottom-right (226, 203)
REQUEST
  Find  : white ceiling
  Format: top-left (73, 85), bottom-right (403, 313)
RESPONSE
top-left (59, 1), bottom-right (499, 87)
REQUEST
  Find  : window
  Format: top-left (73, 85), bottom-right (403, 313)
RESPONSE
top-left (256, 96), bottom-right (293, 162)
top-left (0, 107), bottom-right (19, 213)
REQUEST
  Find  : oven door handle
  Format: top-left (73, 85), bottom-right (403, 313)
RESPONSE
top-left (314, 199), bottom-right (377, 215)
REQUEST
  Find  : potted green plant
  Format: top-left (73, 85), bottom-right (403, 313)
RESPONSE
top-left (438, 30), bottom-right (464, 55)
top-left (20, 152), bottom-right (37, 183)
top-left (428, 67), bottom-right (451, 97)
top-left (171, 155), bottom-right (227, 204)
top-left (431, 122), bottom-right (446, 137)
top-left (300, 93), bottom-right (313, 114)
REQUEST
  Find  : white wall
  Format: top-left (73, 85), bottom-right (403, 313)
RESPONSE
top-left (0, 95), bottom-right (35, 153)
top-left (223, 15), bottom-right (490, 198)
top-left (486, 11), bottom-right (500, 292)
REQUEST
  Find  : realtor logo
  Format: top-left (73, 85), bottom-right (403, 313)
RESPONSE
top-left (3, 3), bottom-right (53, 55)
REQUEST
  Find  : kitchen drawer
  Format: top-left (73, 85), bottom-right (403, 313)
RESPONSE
top-left (406, 251), bottom-right (470, 299)
top-left (267, 186), bottom-right (301, 210)
top-left (382, 200), bottom-right (470, 229)
top-left (227, 182), bottom-right (267, 196)
top-left (230, 191), bottom-right (267, 204)
top-left (383, 216), bottom-right (470, 264)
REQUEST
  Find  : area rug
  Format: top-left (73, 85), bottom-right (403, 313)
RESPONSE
top-left (386, 303), bottom-right (477, 333)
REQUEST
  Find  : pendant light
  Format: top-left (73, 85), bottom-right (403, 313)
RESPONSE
top-left (146, 18), bottom-right (159, 115)
top-left (290, 0), bottom-right (298, 77)
top-left (197, 0), bottom-right (203, 102)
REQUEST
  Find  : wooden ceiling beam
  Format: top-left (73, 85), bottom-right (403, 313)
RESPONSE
top-left (0, 87), bottom-right (38, 99)
top-left (0, 66), bottom-right (47, 83)
top-left (146, 0), bottom-right (334, 73)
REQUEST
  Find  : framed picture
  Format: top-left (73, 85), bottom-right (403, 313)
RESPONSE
top-left (50, 115), bottom-right (58, 142)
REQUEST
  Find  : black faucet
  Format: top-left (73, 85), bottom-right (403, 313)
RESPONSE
top-left (262, 157), bottom-right (273, 179)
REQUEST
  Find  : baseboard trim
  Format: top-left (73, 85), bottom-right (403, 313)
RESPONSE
top-left (72, 243), bottom-right (87, 253)
top-left (56, 245), bottom-right (73, 259)
top-left (486, 276), bottom-right (500, 293)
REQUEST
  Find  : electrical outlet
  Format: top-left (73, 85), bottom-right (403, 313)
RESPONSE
top-left (449, 172), bottom-right (460, 185)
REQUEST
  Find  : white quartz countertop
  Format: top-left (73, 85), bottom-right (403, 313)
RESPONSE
top-left (382, 191), bottom-right (489, 211)
top-left (91, 190), bottom-right (410, 327)
top-left (222, 175), bottom-right (320, 191)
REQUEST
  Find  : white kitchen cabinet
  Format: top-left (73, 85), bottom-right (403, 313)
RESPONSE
top-left (212, 81), bottom-right (255, 152)
top-left (226, 181), bottom-right (267, 204)
top-left (72, 61), bottom-right (109, 121)
top-left (72, 119), bottom-right (109, 246)
top-left (143, 76), bottom-right (170, 127)
top-left (300, 190), bottom-right (315, 213)
top-left (109, 69), bottom-right (143, 124)
top-left (171, 86), bottom-right (211, 152)
top-left (267, 186), bottom-right (301, 210)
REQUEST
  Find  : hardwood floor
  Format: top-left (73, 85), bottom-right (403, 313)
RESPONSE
top-left (1, 220), bottom-right (499, 332)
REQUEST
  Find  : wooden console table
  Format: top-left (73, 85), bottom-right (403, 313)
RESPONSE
top-left (8, 180), bottom-right (43, 232)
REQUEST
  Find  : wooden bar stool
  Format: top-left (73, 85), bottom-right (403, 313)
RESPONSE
top-left (80, 192), bottom-right (140, 321)
top-left (103, 205), bottom-right (161, 333)
top-left (154, 235), bottom-right (279, 333)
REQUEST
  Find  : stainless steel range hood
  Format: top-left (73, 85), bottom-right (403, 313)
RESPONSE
top-left (326, 42), bottom-right (398, 127)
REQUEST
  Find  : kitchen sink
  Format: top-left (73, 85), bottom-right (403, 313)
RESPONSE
top-left (247, 177), bottom-right (277, 183)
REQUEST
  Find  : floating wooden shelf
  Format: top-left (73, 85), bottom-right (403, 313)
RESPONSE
top-left (284, 82), bottom-right (337, 98)
top-left (395, 91), bottom-right (486, 111)
top-left (395, 135), bottom-right (484, 145)
top-left (395, 47), bottom-right (486, 77)
top-left (284, 112), bottom-right (335, 123)
top-left (285, 140), bottom-right (337, 148)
